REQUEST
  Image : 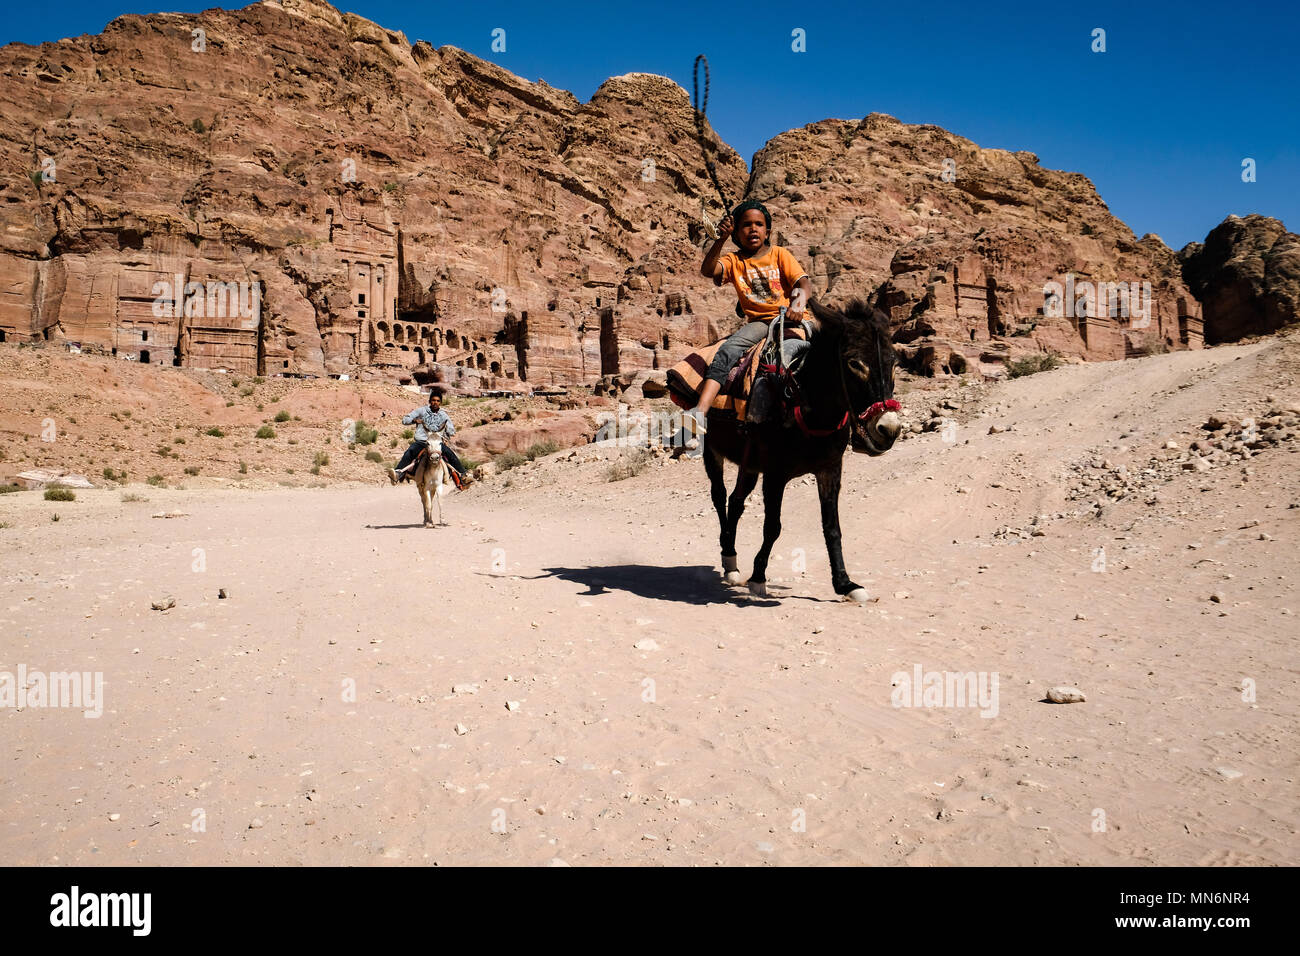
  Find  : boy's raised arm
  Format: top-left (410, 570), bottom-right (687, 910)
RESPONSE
top-left (700, 214), bottom-right (734, 283)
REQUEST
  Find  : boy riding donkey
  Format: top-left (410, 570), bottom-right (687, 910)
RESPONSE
top-left (681, 199), bottom-right (818, 446)
top-left (388, 388), bottom-right (472, 488)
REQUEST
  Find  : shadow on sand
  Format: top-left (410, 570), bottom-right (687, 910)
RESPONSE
top-left (513, 564), bottom-right (782, 607)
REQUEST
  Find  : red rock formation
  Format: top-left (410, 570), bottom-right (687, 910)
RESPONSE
top-left (1, 0), bottom-right (1269, 389)
top-left (1180, 215), bottom-right (1300, 344)
top-left (0, 0), bottom-right (746, 384)
top-left (746, 115), bottom-right (1203, 376)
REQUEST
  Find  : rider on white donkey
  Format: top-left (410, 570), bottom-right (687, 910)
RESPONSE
top-left (388, 388), bottom-right (471, 487)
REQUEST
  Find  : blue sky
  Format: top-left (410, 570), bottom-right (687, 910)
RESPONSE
top-left (5, 0), bottom-right (1297, 249)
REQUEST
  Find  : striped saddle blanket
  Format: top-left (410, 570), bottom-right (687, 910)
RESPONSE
top-left (666, 328), bottom-right (808, 422)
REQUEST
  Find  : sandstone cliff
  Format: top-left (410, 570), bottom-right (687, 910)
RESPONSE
top-left (1180, 215), bottom-right (1300, 344)
top-left (0, 0), bottom-right (1270, 390)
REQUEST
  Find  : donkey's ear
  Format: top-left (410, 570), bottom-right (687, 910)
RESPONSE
top-left (810, 298), bottom-right (845, 335)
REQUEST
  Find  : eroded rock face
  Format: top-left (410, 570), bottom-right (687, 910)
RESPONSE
top-left (746, 115), bottom-right (1203, 374)
top-left (1179, 215), bottom-right (1300, 344)
top-left (0, 0), bottom-right (746, 383)
top-left (0, 0), bottom-right (1275, 388)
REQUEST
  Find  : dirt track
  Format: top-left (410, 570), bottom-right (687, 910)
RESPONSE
top-left (2, 334), bottom-right (1298, 865)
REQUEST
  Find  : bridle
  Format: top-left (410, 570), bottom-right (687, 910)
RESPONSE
top-left (762, 320), bottom-right (899, 441)
top-left (836, 324), bottom-right (901, 447)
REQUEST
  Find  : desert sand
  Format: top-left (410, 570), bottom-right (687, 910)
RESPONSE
top-left (1, 333), bottom-right (1298, 866)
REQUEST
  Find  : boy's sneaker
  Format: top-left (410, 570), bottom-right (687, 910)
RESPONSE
top-left (386, 467), bottom-right (399, 485)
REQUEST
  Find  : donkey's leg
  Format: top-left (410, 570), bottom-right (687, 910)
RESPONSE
top-left (747, 471), bottom-right (787, 597)
top-left (723, 467), bottom-right (760, 586)
top-left (419, 467), bottom-right (434, 527)
top-left (435, 466), bottom-right (446, 525)
top-left (703, 447), bottom-right (738, 583)
top-left (816, 465), bottom-right (868, 601)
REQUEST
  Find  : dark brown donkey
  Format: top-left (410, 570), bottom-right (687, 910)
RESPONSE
top-left (702, 299), bottom-right (902, 601)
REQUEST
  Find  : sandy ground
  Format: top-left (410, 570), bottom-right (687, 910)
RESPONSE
top-left (2, 334), bottom-right (1299, 866)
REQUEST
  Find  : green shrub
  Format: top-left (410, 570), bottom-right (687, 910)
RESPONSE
top-left (313, 451), bottom-right (329, 467)
top-left (192, 118), bottom-right (206, 134)
top-left (309, 465), bottom-right (320, 476)
top-left (174, 437), bottom-right (186, 444)
top-left (147, 475), bottom-right (165, 486)
top-left (254, 376), bottom-right (265, 384)
top-left (256, 425), bottom-right (275, 439)
top-left (240, 387), bottom-right (254, 397)
top-left (239, 462), bottom-right (248, 474)
top-left (274, 410), bottom-right (290, 422)
top-left (184, 466), bottom-right (200, 476)
top-left (364, 450), bottom-right (384, 463)
top-left (231, 378), bottom-right (241, 387)
top-left (0, 483), bottom-right (22, 494)
top-left (1005, 353), bottom-right (1061, 379)
top-left (525, 439), bottom-right (559, 460)
top-left (402, 428), bottom-right (414, 440)
top-left (353, 420), bottom-right (379, 445)
top-left (494, 450), bottom-right (528, 472)
top-left (122, 492), bottom-right (146, 502)
top-left (155, 445), bottom-right (171, 456)
top-left (225, 401), bottom-right (235, 407)
top-left (205, 426), bottom-right (225, 437)
top-left (44, 487), bottom-right (75, 501)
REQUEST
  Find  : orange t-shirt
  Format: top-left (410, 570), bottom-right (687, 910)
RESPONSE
top-left (718, 246), bottom-right (808, 320)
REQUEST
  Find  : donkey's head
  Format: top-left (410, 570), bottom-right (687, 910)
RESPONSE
top-left (811, 298), bottom-right (902, 456)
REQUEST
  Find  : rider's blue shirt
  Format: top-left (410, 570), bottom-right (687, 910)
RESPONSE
top-left (402, 406), bottom-right (455, 443)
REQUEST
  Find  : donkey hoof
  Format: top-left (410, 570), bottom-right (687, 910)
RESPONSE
top-left (843, 587), bottom-right (873, 604)
top-left (747, 580), bottom-right (768, 598)
top-left (723, 570), bottom-right (743, 586)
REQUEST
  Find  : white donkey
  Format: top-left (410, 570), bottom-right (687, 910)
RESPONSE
top-left (411, 437), bottom-right (452, 527)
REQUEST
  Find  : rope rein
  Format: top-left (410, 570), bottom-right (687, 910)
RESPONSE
top-left (692, 55), bottom-right (733, 215)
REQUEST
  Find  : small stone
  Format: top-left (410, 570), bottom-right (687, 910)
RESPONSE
top-left (988, 424), bottom-right (1006, 434)
top-left (248, 817), bottom-right (264, 829)
top-left (633, 638), bottom-right (660, 651)
top-left (505, 700), bottom-right (520, 711)
top-left (1165, 440), bottom-right (1180, 450)
top-left (217, 588), bottom-right (228, 599)
top-left (454, 723), bottom-right (468, 736)
top-left (451, 683), bottom-right (479, 695)
top-left (1259, 532), bottom-right (1273, 541)
top-left (150, 596), bottom-right (175, 611)
top-left (108, 813), bottom-right (121, 822)
top-left (1209, 592), bottom-right (1224, 604)
top-left (1073, 612), bottom-right (1087, 621)
top-left (1046, 686), bottom-right (1086, 703)
top-left (1215, 767), bottom-right (1243, 780)
top-left (546, 858), bottom-right (571, 867)
top-left (893, 590), bottom-right (909, 599)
